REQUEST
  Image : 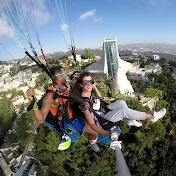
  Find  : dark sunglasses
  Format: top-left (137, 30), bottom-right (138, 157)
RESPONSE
top-left (82, 79), bottom-right (94, 85)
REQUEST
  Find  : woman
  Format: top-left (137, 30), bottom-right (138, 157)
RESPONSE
top-left (71, 71), bottom-right (166, 139)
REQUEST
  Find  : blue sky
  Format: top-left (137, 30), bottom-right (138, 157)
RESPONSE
top-left (0, 0), bottom-right (176, 61)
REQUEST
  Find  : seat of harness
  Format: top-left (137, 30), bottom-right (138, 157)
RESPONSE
top-left (79, 97), bottom-right (121, 131)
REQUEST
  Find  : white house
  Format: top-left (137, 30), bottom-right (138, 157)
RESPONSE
top-left (153, 55), bottom-right (160, 60)
top-left (11, 96), bottom-right (25, 106)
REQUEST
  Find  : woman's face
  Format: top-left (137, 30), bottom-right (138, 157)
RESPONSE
top-left (81, 76), bottom-right (94, 92)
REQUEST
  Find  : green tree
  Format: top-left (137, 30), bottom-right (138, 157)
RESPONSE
top-left (5, 111), bottom-right (35, 145)
top-left (144, 87), bottom-right (163, 99)
top-left (84, 49), bottom-right (95, 61)
top-left (8, 88), bottom-right (24, 98)
top-left (0, 96), bottom-right (16, 146)
top-left (148, 73), bottom-right (157, 83)
top-left (45, 131), bottom-right (60, 152)
top-left (10, 66), bottom-right (18, 75)
top-left (35, 72), bottom-right (50, 88)
top-left (155, 100), bottom-right (168, 111)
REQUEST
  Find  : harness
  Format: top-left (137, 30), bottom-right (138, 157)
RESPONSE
top-left (37, 86), bottom-right (73, 133)
top-left (68, 93), bottom-right (121, 130)
top-left (37, 89), bottom-right (120, 138)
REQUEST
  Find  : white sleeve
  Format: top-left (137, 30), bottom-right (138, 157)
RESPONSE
top-left (93, 99), bottom-right (101, 110)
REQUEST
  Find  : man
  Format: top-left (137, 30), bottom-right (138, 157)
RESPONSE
top-left (26, 66), bottom-right (99, 152)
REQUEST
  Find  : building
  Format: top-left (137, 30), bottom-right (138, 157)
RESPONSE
top-left (103, 38), bottom-right (119, 77)
top-left (68, 54), bottom-right (90, 63)
top-left (112, 68), bottom-right (134, 96)
top-left (0, 146), bottom-right (23, 175)
top-left (85, 56), bottom-right (108, 77)
top-left (132, 49), bottom-right (139, 56)
top-left (0, 152), bottom-right (14, 176)
top-left (11, 96), bottom-right (25, 114)
top-left (139, 96), bottom-right (158, 111)
top-left (103, 37), bottom-right (134, 95)
top-left (86, 37), bottom-right (135, 96)
top-left (0, 146), bottom-right (36, 176)
top-left (153, 55), bottom-right (160, 60)
top-left (129, 63), bottom-right (162, 81)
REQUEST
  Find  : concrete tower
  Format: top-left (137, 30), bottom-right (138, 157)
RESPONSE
top-left (103, 37), bottom-right (134, 96)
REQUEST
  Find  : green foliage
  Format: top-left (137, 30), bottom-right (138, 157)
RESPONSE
top-left (0, 96), bottom-right (16, 146)
top-left (96, 79), bottom-right (109, 97)
top-left (144, 87), bottom-right (163, 98)
top-left (9, 64), bottom-right (39, 75)
top-left (33, 59), bottom-right (176, 176)
top-left (1, 59), bottom-right (175, 175)
top-left (7, 88), bottom-right (24, 98)
top-left (20, 135), bottom-right (35, 149)
top-left (45, 131), bottom-right (60, 152)
top-left (126, 98), bottom-right (146, 112)
top-left (148, 73), bottom-right (157, 82)
top-left (34, 127), bottom-right (117, 176)
top-left (82, 49), bottom-right (95, 61)
top-left (35, 72), bottom-right (50, 89)
top-left (155, 100), bottom-right (168, 111)
top-left (48, 56), bottom-right (68, 66)
top-left (5, 111), bottom-right (35, 146)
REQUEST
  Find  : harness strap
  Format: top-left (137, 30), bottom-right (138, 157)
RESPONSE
top-left (91, 109), bottom-right (117, 130)
top-left (44, 91), bottom-right (120, 131)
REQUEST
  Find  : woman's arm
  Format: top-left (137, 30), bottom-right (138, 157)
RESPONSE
top-left (84, 110), bottom-right (111, 137)
top-left (93, 84), bottom-right (102, 98)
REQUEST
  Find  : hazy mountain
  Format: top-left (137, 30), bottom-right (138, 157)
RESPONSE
top-left (119, 43), bottom-right (176, 54)
top-left (0, 61), bottom-right (8, 65)
top-left (8, 43), bottom-right (176, 62)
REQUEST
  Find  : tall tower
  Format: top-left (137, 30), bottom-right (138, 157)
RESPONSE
top-left (103, 37), bottom-right (120, 77)
top-left (103, 37), bottom-right (134, 96)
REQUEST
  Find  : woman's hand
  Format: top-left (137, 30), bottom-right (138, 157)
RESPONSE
top-left (92, 84), bottom-right (102, 99)
top-left (92, 83), bottom-right (97, 90)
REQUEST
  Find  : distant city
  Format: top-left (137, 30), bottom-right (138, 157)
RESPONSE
top-left (1, 43), bottom-right (176, 63)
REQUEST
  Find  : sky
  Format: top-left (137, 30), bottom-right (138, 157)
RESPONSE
top-left (0, 0), bottom-right (176, 61)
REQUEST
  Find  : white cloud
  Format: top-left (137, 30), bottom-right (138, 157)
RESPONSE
top-left (0, 0), bottom-right (51, 39)
top-left (94, 17), bottom-right (103, 22)
top-left (60, 24), bottom-right (69, 31)
top-left (22, 0), bottom-right (51, 25)
top-left (79, 9), bottom-right (102, 22)
top-left (80, 9), bottom-right (96, 20)
top-left (149, 0), bottom-right (168, 5)
top-left (0, 18), bottom-right (13, 39)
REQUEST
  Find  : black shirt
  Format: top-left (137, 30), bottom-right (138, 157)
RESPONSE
top-left (70, 97), bottom-right (92, 121)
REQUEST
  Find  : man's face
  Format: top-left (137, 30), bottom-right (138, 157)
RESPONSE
top-left (55, 69), bottom-right (67, 85)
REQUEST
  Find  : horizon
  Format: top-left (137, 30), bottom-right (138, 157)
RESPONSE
top-left (1, 41), bottom-right (176, 61)
top-left (0, 0), bottom-right (176, 61)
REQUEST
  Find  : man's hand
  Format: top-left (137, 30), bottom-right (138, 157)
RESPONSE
top-left (26, 87), bottom-right (35, 102)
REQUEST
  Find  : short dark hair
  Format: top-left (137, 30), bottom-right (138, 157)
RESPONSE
top-left (50, 66), bottom-right (63, 78)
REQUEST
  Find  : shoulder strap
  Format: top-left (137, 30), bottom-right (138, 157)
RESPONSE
top-left (91, 109), bottom-right (116, 130)
top-left (100, 99), bottom-right (111, 112)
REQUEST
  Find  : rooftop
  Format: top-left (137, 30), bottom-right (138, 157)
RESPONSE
top-left (85, 56), bottom-right (105, 72)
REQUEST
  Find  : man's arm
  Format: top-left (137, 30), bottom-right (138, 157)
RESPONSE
top-left (84, 110), bottom-right (111, 137)
top-left (39, 93), bottom-right (53, 122)
top-left (26, 88), bottom-right (53, 124)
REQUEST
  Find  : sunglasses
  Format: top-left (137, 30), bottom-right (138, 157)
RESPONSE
top-left (55, 72), bottom-right (67, 76)
top-left (82, 79), bottom-right (94, 85)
